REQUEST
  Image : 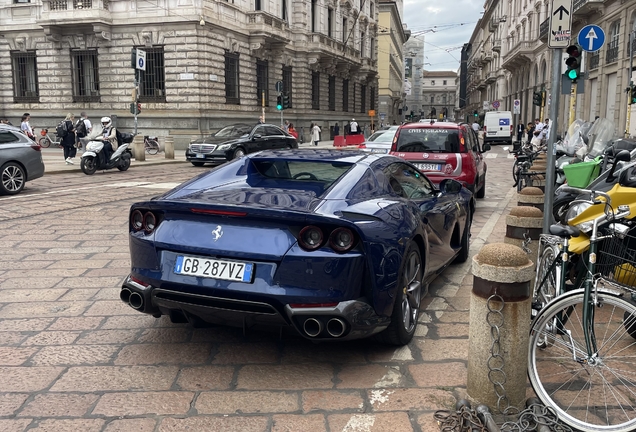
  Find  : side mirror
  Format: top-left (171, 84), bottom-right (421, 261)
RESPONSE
top-left (439, 178), bottom-right (463, 194)
top-left (482, 143), bottom-right (491, 152)
top-left (252, 134), bottom-right (262, 140)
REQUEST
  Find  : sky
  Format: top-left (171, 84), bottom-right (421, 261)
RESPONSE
top-left (403, 0), bottom-right (485, 72)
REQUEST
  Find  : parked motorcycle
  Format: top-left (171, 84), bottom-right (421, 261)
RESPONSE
top-left (80, 132), bottom-right (134, 175)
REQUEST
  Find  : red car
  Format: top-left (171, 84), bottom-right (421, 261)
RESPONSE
top-left (389, 120), bottom-right (489, 198)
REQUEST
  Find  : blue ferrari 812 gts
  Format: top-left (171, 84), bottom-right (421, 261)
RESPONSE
top-left (122, 149), bottom-right (473, 345)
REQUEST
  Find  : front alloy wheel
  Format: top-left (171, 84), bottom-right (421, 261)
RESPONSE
top-left (81, 156), bottom-right (98, 175)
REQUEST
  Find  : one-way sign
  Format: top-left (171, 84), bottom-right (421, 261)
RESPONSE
top-left (548, 0), bottom-right (573, 48)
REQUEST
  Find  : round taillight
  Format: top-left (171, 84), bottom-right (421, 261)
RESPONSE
top-left (329, 227), bottom-right (355, 253)
top-left (143, 212), bottom-right (156, 233)
top-left (131, 210), bottom-right (144, 231)
top-left (299, 226), bottom-right (323, 251)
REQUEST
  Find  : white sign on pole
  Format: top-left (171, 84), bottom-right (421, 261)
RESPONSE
top-left (548, 0), bottom-right (573, 48)
top-left (136, 49), bottom-right (146, 71)
top-left (483, 101), bottom-right (490, 111)
top-left (513, 99), bottom-right (521, 114)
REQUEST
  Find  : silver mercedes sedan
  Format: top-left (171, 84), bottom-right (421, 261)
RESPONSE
top-left (0, 124), bottom-right (45, 195)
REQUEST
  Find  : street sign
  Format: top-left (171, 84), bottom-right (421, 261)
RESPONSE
top-left (403, 106), bottom-right (408, 111)
top-left (368, 110), bottom-right (376, 117)
top-left (577, 25), bottom-right (605, 52)
top-left (380, 113), bottom-right (386, 120)
top-left (492, 100), bottom-right (500, 109)
top-left (275, 81), bottom-right (283, 93)
top-left (136, 49), bottom-right (146, 71)
top-left (483, 101), bottom-right (490, 111)
top-left (513, 99), bottom-right (521, 114)
top-left (548, 0), bottom-right (573, 48)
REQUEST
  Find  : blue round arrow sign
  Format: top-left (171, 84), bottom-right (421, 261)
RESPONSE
top-left (578, 25), bottom-right (605, 53)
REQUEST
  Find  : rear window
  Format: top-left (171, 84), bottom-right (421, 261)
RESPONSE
top-left (249, 159), bottom-right (353, 194)
top-left (396, 127), bottom-right (461, 153)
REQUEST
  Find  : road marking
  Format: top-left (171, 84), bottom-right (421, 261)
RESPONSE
top-left (485, 153), bottom-right (498, 158)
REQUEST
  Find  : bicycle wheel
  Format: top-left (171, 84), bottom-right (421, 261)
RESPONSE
top-left (528, 290), bottom-right (636, 432)
top-left (146, 140), bottom-right (159, 155)
top-left (39, 137), bottom-right (50, 148)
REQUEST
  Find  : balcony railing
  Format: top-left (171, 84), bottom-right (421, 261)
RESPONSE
top-left (573, 0), bottom-right (603, 13)
top-left (589, 52), bottom-right (599, 70)
top-left (605, 39), bottom-right (619, 64)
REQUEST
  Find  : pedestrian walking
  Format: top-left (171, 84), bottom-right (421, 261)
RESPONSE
top-left (334, 122), bottom-right (340, 136)
top-left (472, 121), bottom-right (480, 132)
top-left (311, 122), bottom-right (321, 146)
top-left (349, 118), bottom-right (359, 135)
top-left (516, 122), bottom-right (525, 143)
top-left (0, 118), bottom-right (12, 126)
top-left (60, 113), bottom-right (77, 165)
top-left (75, 112), bottom-right (92, 150)
top-left (258, 116), bottom-right (265, 124)
top-left (20, 113), bottom-right (34, 140)
top-left (283, 120), bottom-right (290, 132)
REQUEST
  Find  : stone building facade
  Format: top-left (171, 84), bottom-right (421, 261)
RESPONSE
top-left (463, 0), bottom-right (636, 136)
top-left (0, 0), bottom-right (379, 146)
top-left (403, 36), bottom-right (424, 121)
top-left (421, 70), bottom-right (457, 121)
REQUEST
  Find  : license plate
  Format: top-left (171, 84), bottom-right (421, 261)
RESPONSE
top-left (196, 154), bottom-right (205, 159)
top-left (371, 148), bottom-right (388, 154)
top-left (174, 255), bottom-right (254, 283)
top-left (415, 163), bottom-right (442, 171)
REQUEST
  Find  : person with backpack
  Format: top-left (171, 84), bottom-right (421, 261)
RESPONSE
top-left (58, 113), bottom-right (77, 164)
top-left (74, 112), bottom-right (92, 150)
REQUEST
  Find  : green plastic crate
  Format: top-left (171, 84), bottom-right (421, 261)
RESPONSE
top-left (563, 157), bottom-right (601, 188)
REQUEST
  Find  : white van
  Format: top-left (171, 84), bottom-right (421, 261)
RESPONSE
top-left (483, 111), bottom-right (513, 145)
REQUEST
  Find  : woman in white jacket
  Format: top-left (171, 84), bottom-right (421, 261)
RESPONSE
top-left (311, 122), bottom-right (321, 146)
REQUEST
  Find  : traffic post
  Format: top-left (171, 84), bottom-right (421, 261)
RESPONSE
top-left (131, 47), bottom-right (146, 136)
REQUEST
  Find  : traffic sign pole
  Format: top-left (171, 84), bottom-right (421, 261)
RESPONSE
top-left (544, 48), bottom-right (563, 233)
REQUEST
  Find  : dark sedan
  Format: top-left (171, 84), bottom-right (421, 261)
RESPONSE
top-left (121, 150), bottom-right (473, 345)
top-left (186, 123), bottom-right (298, 166)
top-left (0, 125), bottom-right (44, 195)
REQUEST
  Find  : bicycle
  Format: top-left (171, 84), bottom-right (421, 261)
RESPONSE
top-left (38, 129), bottom-right (62, 148)
top-left (529, 185), bottom-right (636, 432)
top-left (144, 136), bottom-right (159, 155)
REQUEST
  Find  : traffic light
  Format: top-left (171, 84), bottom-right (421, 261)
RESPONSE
top-left (282, 92), bottom-right (290, 109)
top-left (532, 91), bottom-right (546, 107)
top-left (137, 103), bottom-right (142, 114)
top-left (129, 103), bottom-right (137, 115)
top-left (276, 95), bottom-right (283, 110)
top-left (130, 48), bottom-right (137, 69)
top-left (565, 45), bottom-right (582, 83)
top-left (473, 111), bottom-right (478, 117)
top-left (629, 85), bottom-right (636, 105)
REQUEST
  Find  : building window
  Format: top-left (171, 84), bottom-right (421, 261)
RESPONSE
top-left (225, 51), bottom-right (240, 104)
top-left (14, 0), bottom-right (31, 3)
top-left (370, 38), bottom-right (375, 60)
top-left (353, 84), bottom-right (356, 112)
top-left (431, 80), bottom-right (435, 85)
top-left (328, 8), bottom-right (334, 38)
top-left (282, 66), bottom-right (292, 108)
top-left (343, 79), bottom-right (349, 112)
top-left (606, 20), bottom-right (620, 64)
top-left (430, 95), bottom-right (434, 104)
top-left (328, 75), bottom-right (336, 111)
top-left (369, 2), bottom-right (374, 18)
top-left (311, 0), bottom-right (317, 32)
top-left (71, 50), bottom-right (100, 102)
top-left (370, 86), bottom-right (375, 112)
top-left (138, 47), bottom-right (166, 101)
top-left (443, 80), bottom-right (447, 85)
top-left (343, 18), bottom-right (347, 43)
top-left (312, 71), bottom-right (320, 110)
top-left (11, 50), bottom-right (39, 102)
top-left (360, 84), bottom-right (366, 113)
top-left (256, 60), bottom-right (269, 106)
top-left (282, 0), bottom-right (287, 20)
top-left (360, 32), bottom-right (365, 56)
top-left (255, 0), bottom-right (261, 10)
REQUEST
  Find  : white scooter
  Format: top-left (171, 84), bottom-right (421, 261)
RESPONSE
top-left (80, 132), bottom-right (134, 175)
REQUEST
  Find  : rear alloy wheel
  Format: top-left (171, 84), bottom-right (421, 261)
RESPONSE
top-left (377, 241), bottom-right (423, 345)
top-left (0, 162), bottom-right (26, 195)
top-left (454, 208), bottom-right (472, 263)
top-left (191, 162), bottom-right (205, 167)
top-left (476, 177), bottom-right (485, 198)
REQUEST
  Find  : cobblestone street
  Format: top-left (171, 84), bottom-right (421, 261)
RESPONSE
top-left (0, 146), bottom-right (516, 432)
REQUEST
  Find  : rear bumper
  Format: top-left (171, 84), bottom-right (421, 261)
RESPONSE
top-left (484, 135), bottom-right (512, 144)
top-left (121, 275), bottom-right (390, 341)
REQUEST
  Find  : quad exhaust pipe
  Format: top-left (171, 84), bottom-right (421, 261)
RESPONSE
top-left (120, 287), bottom-right (144, 310)
top-left (303, 318), bottom-right (322, 337)
top-left (326, 318), bottom-right (346, 338)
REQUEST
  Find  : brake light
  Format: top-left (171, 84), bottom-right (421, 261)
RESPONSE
top-left (329, 227), bottom-right (356, 253)
top-left (390, 131), bottom-right (399, 152)
top-left (298, 226), bottom-right (324, 251)
top-left (358, 144), bottom-right (366, 149)
top-left (191, 208), bottom-right (247, 217)
top-left (510, 125), bottom-right (513, 134)
top-left (459, 132), bottom-right (465, 151)
top-left (30, 144), bottom-right (41, 152)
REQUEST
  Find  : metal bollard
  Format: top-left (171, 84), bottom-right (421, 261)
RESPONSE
top-left (132, 134), bottom-right (145, 162)
top-left (467, 243), bottom-right (534, 412)
top-left (164, 136), bottom-right (174, 159)
top-left (517, 186), bottom-right (544, 212)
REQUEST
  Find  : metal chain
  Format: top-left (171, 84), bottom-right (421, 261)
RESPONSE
top-left (434, 406), bottom-right (487, 432)
top-left (521, 232), bottom-right (532, 254)
top-left (486, 292), bottom-right (518, 416)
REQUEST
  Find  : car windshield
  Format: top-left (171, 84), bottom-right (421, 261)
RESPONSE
top-left (395, 127), bottom-right (461, 153)
top-left (213, 125), bottom-right (251, 137)
top-left (368, 131), bottom-right (396, 143)
top-left (249, 160), bottom-right (353, 194)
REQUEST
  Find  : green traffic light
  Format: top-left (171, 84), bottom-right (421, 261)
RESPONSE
top-left (567, 69), bottom-right (579, 80)
top-left (276, 104), bottom-right (282, 110)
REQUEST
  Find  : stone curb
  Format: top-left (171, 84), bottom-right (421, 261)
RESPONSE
top-left (44, 159), bottom-right (187, 175)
